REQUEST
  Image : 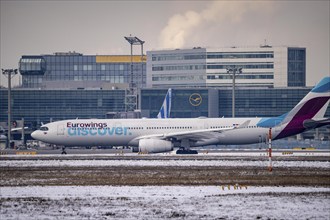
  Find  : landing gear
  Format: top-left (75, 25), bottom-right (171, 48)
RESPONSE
top-left (61, 146), bottom-right (67, 155)
top-left (176, 149), bottom-right (198, 154)
top-left (175, 139), bottom-right (198, 154)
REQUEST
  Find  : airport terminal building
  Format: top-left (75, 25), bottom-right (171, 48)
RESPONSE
top-left (1, 87), bottom-right (329, 140)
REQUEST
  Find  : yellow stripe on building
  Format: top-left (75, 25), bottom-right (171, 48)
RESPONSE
top-left (96, 55), bottom-right (146, 63)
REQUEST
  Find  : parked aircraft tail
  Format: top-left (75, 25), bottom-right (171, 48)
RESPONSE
top-left (157, 88), bottom-right (172, 119)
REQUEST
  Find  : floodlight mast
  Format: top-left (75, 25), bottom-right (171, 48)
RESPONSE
top-left (124, 36), bottom-right (145, 111)
top-left (1, 68), bottom-right (18, 148)
top-left (124, 36), bottom-right (145, 90)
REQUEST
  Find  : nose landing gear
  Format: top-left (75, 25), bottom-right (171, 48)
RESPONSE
top-left (61, 146), bottom-right (67, 154)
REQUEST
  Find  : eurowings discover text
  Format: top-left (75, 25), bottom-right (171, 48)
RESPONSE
top-left (67, 122), bottom-right (131, 136)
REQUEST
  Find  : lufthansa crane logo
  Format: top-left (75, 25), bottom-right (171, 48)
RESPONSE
top-left (189, 93), bottom-right (202, 106)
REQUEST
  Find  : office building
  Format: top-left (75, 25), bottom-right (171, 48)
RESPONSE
top-left (147, 46), bottom-right (305, 88)
top-left (19, 52), bottom-right (146, 89)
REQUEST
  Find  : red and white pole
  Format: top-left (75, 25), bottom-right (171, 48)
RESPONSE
top-left (268, 128), bottom-right (273, 172)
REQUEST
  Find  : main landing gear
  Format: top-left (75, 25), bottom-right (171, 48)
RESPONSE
top-left (176, 139), bottom-right (198, 154)
top-left (176, 148), bottom-right (198, 154)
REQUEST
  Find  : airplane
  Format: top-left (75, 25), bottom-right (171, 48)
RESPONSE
top-left (31, 77), bottom-right (330, 154)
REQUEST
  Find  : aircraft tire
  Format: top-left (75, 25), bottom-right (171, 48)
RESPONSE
top-left (176, 149), bottom-right (198, 155)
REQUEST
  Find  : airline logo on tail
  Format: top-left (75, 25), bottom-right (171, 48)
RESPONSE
top-left (157, 88), bottom-right (172, 119)
top-left (275, 77), bottom-right (330, 139)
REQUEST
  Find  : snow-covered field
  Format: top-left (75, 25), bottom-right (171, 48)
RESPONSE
top-left (1, 186), bottom-right (329, 219)
top-left (1, 159), bottom-right (329, 168)
top-left (1, 154), bottom-right (329, 219)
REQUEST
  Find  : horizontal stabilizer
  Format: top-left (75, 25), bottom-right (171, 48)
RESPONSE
top-left (303, 118), bottom-right (330, 129)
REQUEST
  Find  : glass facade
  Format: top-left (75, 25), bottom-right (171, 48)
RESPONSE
top-left (19, 56), bottom-right (46, 75)
top-left (19, 52), bottom-right (146, 89)
top-left (207, 52), bottom-right (274, 59)
top-left (287, 48), bottom-right (306, 87)
top-left (141, 89), bottom-right (209, 118)
top-left (151, 50), bottom-right (206, 61)
top-left (141, 87), bottom-right (330, 118)
top-left (0, 89), bottom-right (125, 128)
top-left (218, 88), bottom-right (330, 118)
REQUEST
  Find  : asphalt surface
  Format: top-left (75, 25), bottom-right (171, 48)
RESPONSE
top-left (1, 149), bottom-right (329, 187)
top-left (1, 148), bottom-right (329, 155)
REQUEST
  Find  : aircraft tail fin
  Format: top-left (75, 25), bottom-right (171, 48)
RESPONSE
top-left (157, 88), bottom-right (172, 119)
top-left (276, 77), bottom-right (330, 139)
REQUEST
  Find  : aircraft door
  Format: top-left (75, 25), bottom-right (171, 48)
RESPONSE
top-left (57, 124), bottom-right (65, 135)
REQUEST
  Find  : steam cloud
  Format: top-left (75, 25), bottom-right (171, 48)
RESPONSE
top-left (159, 1), bottom-right (272, 49)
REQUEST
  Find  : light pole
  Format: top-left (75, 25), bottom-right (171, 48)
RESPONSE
top-left (124, 36), bottom-right (145, 92)
top-left (1, 69), bottom-right (18, 148)
top-left (226, 66), bottom-right (242, 117)
top-left (124, 36), bottom-right (145, 111)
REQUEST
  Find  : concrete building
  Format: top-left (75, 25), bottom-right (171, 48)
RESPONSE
top-left (147, 46), bottom-right (305, 88)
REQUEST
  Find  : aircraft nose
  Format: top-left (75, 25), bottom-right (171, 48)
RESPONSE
top-left (31, 131), bottom-right (39, 140)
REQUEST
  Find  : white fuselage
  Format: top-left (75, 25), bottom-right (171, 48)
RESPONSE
top-left (31, 117), bottom-right (277, 147)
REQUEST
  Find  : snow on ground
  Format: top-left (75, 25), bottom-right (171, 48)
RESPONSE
top-left (1, 159), bottom-right (329, 168)
top-left (1, 186), bottom-right (330, 219)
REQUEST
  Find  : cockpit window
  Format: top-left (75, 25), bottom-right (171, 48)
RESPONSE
top-left (40, 127), bottom-right (49, 131)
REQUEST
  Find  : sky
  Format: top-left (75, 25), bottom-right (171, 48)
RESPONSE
top-left (0, 0), bottom-right (329, 87)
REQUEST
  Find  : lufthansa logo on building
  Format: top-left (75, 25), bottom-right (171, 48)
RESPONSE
top-left (189, 93), bottom-right (202, 106)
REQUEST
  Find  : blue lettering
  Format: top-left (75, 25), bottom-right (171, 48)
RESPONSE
top-left (115, 127), bottom-right (123, 135)
top-left (68, 128), bottom-right (76, 136)
top-left (89, 128), bottom-right (97, 136)
top-left (77, 128), bottom-right (81, 135)
top-left (67, 127), bottom-right (131, 136)
top-left (107, 127), bottom-right (116, 135)
top-left (98, 128), bottom-right (107, 136)
top-left (81, 129), bottom-right (88, 136)
top-left (68, 128), bottom-right (77, 136)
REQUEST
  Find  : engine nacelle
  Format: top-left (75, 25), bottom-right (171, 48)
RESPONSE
top-left (139, 139), bottom-right (173, 153)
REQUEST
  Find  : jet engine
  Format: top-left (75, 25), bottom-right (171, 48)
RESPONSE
top-left (138, 139), bottom-right (173, 153)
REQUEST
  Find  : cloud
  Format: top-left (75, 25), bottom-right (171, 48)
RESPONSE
top-left (159, 10), bottom-right (202, 49)
top-left (158, 1), bottom-right (273, 49)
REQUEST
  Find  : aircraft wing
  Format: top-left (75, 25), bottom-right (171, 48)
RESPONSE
top-left (135, 120), bottom-right (251, 142)
top-left (0, 126), bottom-right (29, 132)
top-left (164, 127), bottom-right (233, 141)
top-left (11, 127), bottom-right (29, 132)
